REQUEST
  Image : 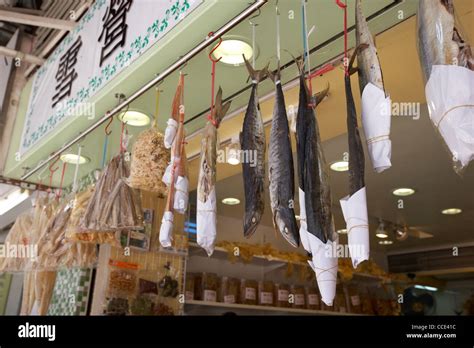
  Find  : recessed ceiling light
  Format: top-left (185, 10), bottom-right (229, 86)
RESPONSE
top-left (378, 240), bottom-right (393, 245)
top-left (392, 188), bottom-right (415, 196)
top-left (60, 154), bottom-right (89, 164)
top-left (212, 39), bottom-right (253, 66)
top-left (330, 161), bottom-right (349, 172)
top-left (222, 197), bottom-right (240, 205)
top-left (337, 228), bottom-right (347, 234)
top-left (118, 110), bottom-right (150, 126)
top-left (441, 208), bottom-right (462, 215)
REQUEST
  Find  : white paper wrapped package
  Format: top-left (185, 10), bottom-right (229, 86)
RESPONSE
top-left (162, 162), bottom-right (173, 186)
top-left (164, 118), bottom-right (178, 149)
top-left (339, 187), bottom-right (370, 268)
top-left (298, 188), bottom-right (337, 306)
top-left (306, 236), bottom-right (338, 307)
top-left (297, 188), bottom-right (310, 252)
top-left (173, 176), bottom-right (189, 214)
top-left (159, 211), bottom-right (174, 248)
top-left (196, 187), bottom-right (217, 257)
top-left (361, 83), bottom-right (392, 173)
top-left (425, 65), bottom-right (474, 172)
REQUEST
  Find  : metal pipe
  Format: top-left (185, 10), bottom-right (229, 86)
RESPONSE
top-left (21, 0), bottom-right (268, 180)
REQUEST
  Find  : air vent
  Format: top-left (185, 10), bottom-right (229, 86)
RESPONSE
top-left (388, 246), bottom-right (474, 274)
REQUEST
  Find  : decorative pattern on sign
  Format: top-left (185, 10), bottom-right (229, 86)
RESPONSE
top-left (20, 0), bottom-right (200, 155)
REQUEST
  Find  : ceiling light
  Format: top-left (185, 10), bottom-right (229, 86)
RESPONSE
top-left (395, 225), bottom-right (408, 241)
top-left (0, 189), bottom-right (30, 215)
top-left (295, 215), bottom-right (301, 221)
top-left (378, 240), bottom-right (393, 245)
top-left (392, 187), bottom-right (415, 196)
top-left (118, 110), bottom-right (150, 126)
top-left (441, 208), bottom-right (462, 215)
top-left (212, 39), bottom-right (253, 66)
top-left (60, 154), bottom-right (89, 164)
top-left (330, 161), bottom-right (349, 172)
top-left (222, 197), bottom-right (240, 205)
top-left (414, 285), bottom-right (438, 292)
top-left (375, 221), bottom-right (388, 238)
top-left (337, 228), bottom-right (347, 234)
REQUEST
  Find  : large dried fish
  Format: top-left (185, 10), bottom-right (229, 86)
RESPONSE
top-left (240, 56), bottom-right (268, 238)
top-left (196, 87), bottom-right (231, 255)
top-left (197, 87), bottom-right (231, 203)
top-left (295, 60), bottom-right (334, 244)
top-left (418, 0), bottom-right (473, 81)
top-left (355, 0), bottom-right (385, 94)
top-left (267, 68), bottom-right (299, 247)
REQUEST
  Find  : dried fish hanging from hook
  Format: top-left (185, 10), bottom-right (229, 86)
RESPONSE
top-left (197, 33), bottom-right (232, 255)
top-left (128, 87), bottom-right (169, 195)
top-left (160, 73), bottom-right (187, 248)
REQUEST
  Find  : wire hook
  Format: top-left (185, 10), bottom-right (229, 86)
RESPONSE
top-left (49, 154), bottom-right (60, 173)
top-left (335, 0), bottom-right (347, 9)
top-left (248, 8), bottom-right (261, 25)
top-left (104, 114), bottom-right (113, 135)
top-left (208, 32), bottom-right (222, 63)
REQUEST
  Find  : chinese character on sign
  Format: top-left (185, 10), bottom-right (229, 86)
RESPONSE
top-left (98, 0), bottom-right (133, 67)
top-left (52, 36), bottom-right (82, 108)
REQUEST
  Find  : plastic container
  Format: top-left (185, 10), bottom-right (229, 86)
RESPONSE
top-left (240, 279), bottom-right (258, 305)
top-left (291, 285), bottom-right (306, 309)
top-left (220, 277), bottom-right (240, 304)
top-left (185, 273), bottom-right (195, 301)
top-left (274, 283), bottom-right (290, 308)
top-left (201, 272), bottom-right (218, 302)
top-left (305, 286), bottom-right (321, 310)
top-left (258, 281), bottom-right (274, 306)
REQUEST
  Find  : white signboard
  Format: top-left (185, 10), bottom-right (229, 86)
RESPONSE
top-left (19, 0), bottom-right (202, 155)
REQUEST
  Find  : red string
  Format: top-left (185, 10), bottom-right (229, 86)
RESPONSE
top-left (308, 63), bottom-right (335, 79)
top-left (336, 0), bottom-right (349, 76)
top-left (119, 121), bottom-right (126, 153)
top-left (57, 162), bottom-right (67, 199)
top-left (207, 31), bottom-right (222, 128)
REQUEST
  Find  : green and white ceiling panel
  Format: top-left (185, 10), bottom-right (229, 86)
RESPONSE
top-left (5, 0), bottom-right (418, 189)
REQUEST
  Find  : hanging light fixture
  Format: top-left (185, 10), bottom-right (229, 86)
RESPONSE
top-left (395, 225), bottom-right (409, 241)
top-left (375, 220), bottom-right (388, 239)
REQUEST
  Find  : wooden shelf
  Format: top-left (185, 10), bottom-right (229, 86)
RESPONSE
top-left (184, 300), bottom-right (366, 316)
top-left (188, 243), bottom-right (389, 282)
top-left (188, 242), bottom-right (307, 267)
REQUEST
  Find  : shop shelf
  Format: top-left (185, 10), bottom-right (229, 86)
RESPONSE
top-left (184, 299), bottom-right (366, 316)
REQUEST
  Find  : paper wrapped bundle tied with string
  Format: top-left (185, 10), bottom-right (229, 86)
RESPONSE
top-left (298, 189), bottom-right (338, 306)
top-left (425, 65), bottom-right (474, 172)
top-left (339, 187), bottom-right (370, 268)
top-left (361, 83), bottom-right (392, 173)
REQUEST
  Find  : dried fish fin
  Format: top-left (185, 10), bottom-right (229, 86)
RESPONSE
top-left (243, 55), bottom-right (269, 83)
top-left (312, 83), bottom-right (330, 108)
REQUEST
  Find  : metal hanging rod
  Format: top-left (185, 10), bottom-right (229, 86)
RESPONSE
top-left (21, 0), bottom-right (268, 181)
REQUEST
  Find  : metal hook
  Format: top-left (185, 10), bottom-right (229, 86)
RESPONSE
top-left (335, 0), bottom-right (347, 9)
top-left (248, 8), bottom-right (261, 25)
top-left (49, 155), bottom-right (60, 173)
top-left (208, 32), bottom-right (223, 63)
top-left (104, 114), bottom-right (114, 135)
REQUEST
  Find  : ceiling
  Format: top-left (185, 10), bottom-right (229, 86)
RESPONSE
top-left (4, 0), bottom-right (417, 184)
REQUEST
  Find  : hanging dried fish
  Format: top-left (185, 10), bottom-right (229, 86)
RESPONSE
top-left (196, 87), bottom-right (231, 256)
